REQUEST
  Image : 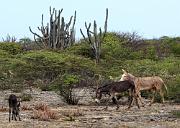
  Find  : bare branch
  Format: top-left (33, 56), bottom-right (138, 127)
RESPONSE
top-left (80, 29), bottom-right (88, 42)
top-left (29, 27), bottom-right (43, 39)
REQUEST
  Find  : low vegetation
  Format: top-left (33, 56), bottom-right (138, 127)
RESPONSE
top-left (0, 32), bottom-right (180, 104)
top-left (32, 103), bottom-right (59, 121)
top-left (60, 108), bottom-right (84, 121)
top-left (20, 93), bottom-right (32, 101)
top-left (171, 110), bottom-right (180, 118)
top-left (0, 106), bottom-right (8, 112)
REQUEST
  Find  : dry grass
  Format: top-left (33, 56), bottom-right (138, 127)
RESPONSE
top-left (31, 103), bottom-right (59, 121)
top-left (61, 108), bottom-right (84, 117)
top-left (60, 108), bottom-right (84, 121)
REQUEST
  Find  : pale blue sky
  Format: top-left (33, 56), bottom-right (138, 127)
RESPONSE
top-left (0, 0), bottom-right (180, 41)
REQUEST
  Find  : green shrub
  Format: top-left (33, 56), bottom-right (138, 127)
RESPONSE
top-left (170, 43), bottom-right (180, 55)
top-left (18, 50), bottom-right (98, 91)
top-left (0, 81), bottom-right (12, 90)
top-left (11, 84), bottom-right (24, 93)
top-left (0, 42), bottom-right (22, 55)
top-left (58, 74), bottom-right (80, 105)
top-left (0, 50), bottom-right (12, 58)
top-left (167, 75), bottom-right (180, 102)
top-left (102, 32), bottom-right (130, 60)
top-left (143, 46), bottom-right (157, 60)
top-left (160, 37), bottom-right (180, 56)
top-left (21, 93), bottom-right (32, 101)
top-left (0, 34), bottom-right (179, 102)
top-left (66, 43), bottom-right (94, 59)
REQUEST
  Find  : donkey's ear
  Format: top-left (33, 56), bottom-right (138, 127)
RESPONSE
top-left (109, 76), bottom-right (113, 80)
top-left (122, 69), bottom-right (128, 74)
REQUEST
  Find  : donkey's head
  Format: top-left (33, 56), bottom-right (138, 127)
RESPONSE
top-left (94, 89), bottom-right (102, 103)
top-left (120, 69), bottom-right (135, 81)
top-left (120, 69), bottom-right (129, 81)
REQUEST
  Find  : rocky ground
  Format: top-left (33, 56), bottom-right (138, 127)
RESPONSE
top-left (0, 89), bottom-right (179, 128)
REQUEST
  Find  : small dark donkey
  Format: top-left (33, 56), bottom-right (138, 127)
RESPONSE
top-left (95, 81), bottom-right (140, 110)
top-left (8, 94), bottom-right (21, 122)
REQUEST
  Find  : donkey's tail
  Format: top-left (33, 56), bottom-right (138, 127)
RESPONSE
top-left (159, 77), bottom-right (168, 95)
top-left (163, 82), bottom-right (168, 95)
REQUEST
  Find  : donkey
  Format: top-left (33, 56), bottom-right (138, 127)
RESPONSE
top-left (95, 81), bottom-right (140, 110)
top-left (120, 69), bottom-right (168, 106)
top-left (8, 94), bottom-right (21, 122)
top-left (94, 84), bottom-right (118, 104)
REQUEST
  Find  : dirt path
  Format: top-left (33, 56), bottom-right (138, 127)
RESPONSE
top-left (0, 103), bottom-right (179, 128)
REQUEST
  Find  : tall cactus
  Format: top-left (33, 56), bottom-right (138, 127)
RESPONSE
top-left (29, 7), bottom-right (76, 49)
top-left (80, 8), bottom-right (108, 64)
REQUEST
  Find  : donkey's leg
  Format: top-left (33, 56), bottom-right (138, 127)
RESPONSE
top-left (105, 94), bottom-right (115, 110)
top-left (112, 97), bottom-right (117, 104)
top-left (134, 87), bottom-right (145, 107)
top-left (18, 113), bottom-right (21, 121)
top-left (13, 112), bottom-right (17, 121)
top-left (159, 89), bottom-right (165, 103)
top-left (9, 108), bottom-right (11, 122)
top-left (130, 98), bottom-right (134, 107)
top-left (128, 90), bottom-right (140, 109)
top-left (127, 95), bottom-right (133, 109)
top-left (149, 90), bottom-right (156, 106)
top-left (128, 90), bottom-right (132, 102)
top-left (12, 110), bottom-right (17, 121)
top-left (135, 96), bottom-right (140, 109)
top-left (104, 96), bottom-right (111, 110)
top-left (14, 115), bottom-right (17, 121)
top-left (11, 110), bottom-right (13, 120)
top-left (132, 89), bottom-right (140, 109)
top-left (137, 92), bottom-right (145, 107)
top-left (128, 89), bottom-right (134, 107)
top-left (18, 110), bottom-right (21, 121)
top-left (127, 89), bottom-right (133, 109)
top-left (132, 91), bottom-right (144, 107)
top-left (114, 96), bottom-right (119, 110)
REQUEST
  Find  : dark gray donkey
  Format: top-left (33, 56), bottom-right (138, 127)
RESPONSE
top-left (8, 94), bottom-right (21, 122)
top-left (95, 80), bottom-right (140, 110)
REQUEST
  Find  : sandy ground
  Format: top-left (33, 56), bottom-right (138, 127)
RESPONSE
top-left (0, 103), bottom-right (179, 128)
top-left (0, 89), bottom-right (179, 128)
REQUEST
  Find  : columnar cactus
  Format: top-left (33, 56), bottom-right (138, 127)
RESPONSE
top-left (80, 8), bottom-right (108, 64)
top-left (29, 7), bottom-right (76, 50)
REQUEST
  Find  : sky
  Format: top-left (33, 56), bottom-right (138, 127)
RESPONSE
top-left (0, 0), bottom-right (180, 41)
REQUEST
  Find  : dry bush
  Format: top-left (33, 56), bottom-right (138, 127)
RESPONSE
top-left (60, 108), bottom-right (83, 121)
top-left (34, 103), bottom-right (48, 111)
top-left (32, 103), bottom-right (59, 121)
top-left (61, 108), bottom-right (83, 117)
top-left (32, 109), bottom-right (59, 121)
top-left (21, 104), bottom-right (32, 111)
top-left (46, 109), bottom-right (58, 119)
top-left (0, 106), bottom-right (8, 112)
